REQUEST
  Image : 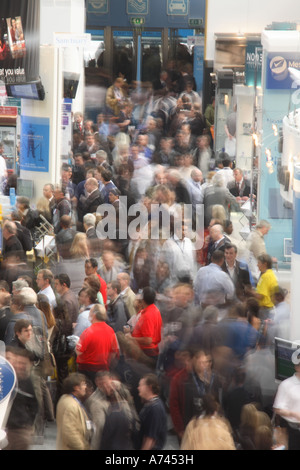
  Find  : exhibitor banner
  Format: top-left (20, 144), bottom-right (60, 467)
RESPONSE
top-left (0, 0), bottom-right (40, 84)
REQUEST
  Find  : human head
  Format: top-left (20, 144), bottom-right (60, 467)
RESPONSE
top-left (224, 244), bottom-right (237, 266)
top-left (209, 224), bottom-right (224, 242)
top-left (84, 177), bottom-right (98, 195)
top-left (12, 278), bottom-right (29, 294)
top-left (6, 346), bottom-right (33, 380)
top-left (192, 349), bottom-right (213, 377)
top-left (10, 294), bottom-right (25, 314)
top-left (78, 287), bottom-right (97, 306)
top-left (54, 273), bottom-right (71, 295)
top-left (107, 281), bottom-right (121, 302)
top-left (62, 372), bottom-right (87, 398)
top-left (117, 272), bottom-right (130, 291)
top-left (102, 251), bottom-right (115, 269)
top-left (211, 250), bottom-right (225, 266)
top-left (138, 373), bottom-right (160, 401)
top-left (85, 258), bottom-right (98, 276)
top-left (257, 253), bottom-right (273, 272)
top-left (36, 269), bottom-right (53, 291)
top-left (256, 220), bottom-right (271, 236)
top-left (89, 303), bottom-right (107, 323)
top-left (14, 319), bottom-right (32, 345)
top-left (142, 286), bottom-right (156, 306)
top-left (83, 213), bottom-right (96, 229)
top-left (43, 183), bottom-right (54, 200)
top-left (19, 287), bottom-right (38, 306)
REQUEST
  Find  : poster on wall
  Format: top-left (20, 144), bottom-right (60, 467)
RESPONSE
top-left (0, 0), bottom-right (40, 84)
top-left (20, 116), bottom-right (49, 172)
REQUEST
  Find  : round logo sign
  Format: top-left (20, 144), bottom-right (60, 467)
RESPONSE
top-left (270, 56), bottom-right (288, 81)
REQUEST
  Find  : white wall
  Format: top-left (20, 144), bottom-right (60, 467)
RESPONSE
top-left (40, 0), bottom-right (85, 45)
top-left (206, 0), bottom-right (300, 60)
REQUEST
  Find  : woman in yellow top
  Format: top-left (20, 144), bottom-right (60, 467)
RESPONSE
top-left (247, 253), bottom-right (278, 319)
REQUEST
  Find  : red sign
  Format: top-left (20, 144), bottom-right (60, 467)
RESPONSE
top-left (0, 106), bottom-right (17, 116)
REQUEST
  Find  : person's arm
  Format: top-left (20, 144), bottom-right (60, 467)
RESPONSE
top-left (141, 436), bottom-right (156, 450)
top-left (274, 407), bottom-right (300, 423)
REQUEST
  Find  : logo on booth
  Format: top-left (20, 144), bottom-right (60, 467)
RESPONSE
top-left (269, 56), bottom-right (288, 81)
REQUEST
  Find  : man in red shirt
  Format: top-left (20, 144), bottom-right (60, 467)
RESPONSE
top-left (130, 287), bottom-right (163, 368)
top-left (85, 258), bottom-right (107, 304)
top-left (75, 304), bottom-right (119, 385)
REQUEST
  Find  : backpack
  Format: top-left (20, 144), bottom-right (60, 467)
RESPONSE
top-left (52, 320), bottom-right (72, 357)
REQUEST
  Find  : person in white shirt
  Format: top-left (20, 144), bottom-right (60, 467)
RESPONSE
top-left (36, 268), bottom-right (57, 309)
top-left (273, 359), bottom-right (300, 450)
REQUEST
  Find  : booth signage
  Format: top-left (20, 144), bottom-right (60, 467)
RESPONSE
top-left (130, 17), bottom-right (145, 26)
top-left (266, 52), bottom-right (300, 89)
top-left (87, 0), bottom-right (109, 14)
top-left (127, 0), bottom-right (149, 15)
top-left (0, 0), bottom-right (40, 85)
top-left (167, 0), bottom-right (189, 16)
top-left (188, 18), bottom-right (203, 27)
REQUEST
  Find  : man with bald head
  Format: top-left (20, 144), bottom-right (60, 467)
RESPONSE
top-left (207, 223), bottom-right (231, 264)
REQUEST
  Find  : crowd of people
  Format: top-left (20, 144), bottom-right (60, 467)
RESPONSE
top-left (0, 72), bottom-right (293, 451)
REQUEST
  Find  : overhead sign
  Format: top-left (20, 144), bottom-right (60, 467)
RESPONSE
top-left (54, 33), bottom-right (91, 48)
top-left (127, 0), bottom-right (149, 15)
top-left (167, 0), bottom-right (189, 16)
top-left (0, 0), bottom-right (40, 85)
top-left (188, 18), bottom-right (203, 27)
top-left (87, 0), bottom-right (109, 14)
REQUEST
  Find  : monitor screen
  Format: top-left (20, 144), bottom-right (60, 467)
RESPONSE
top-left (274, 337), bottom-right (300, 382)
top-left (17, 178), bottom-right (34, 198)
top-left (6, 81), bottom-right (45, 101)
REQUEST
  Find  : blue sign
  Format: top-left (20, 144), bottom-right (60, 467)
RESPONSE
top-left (167, 0), bottom-right (189, 16)
top-left (127, 0), bottom-right (149, 15)
top-left (0, 356), bottom-right (16, 405)
top-left (20, 116), bottom-right (50, 172)
top-left (266, 52), bottom-right (300, 89)
top-left (87, 0), bottom-right (109, 14)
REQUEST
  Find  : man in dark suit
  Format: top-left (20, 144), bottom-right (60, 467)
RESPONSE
top-left (227, 168), bottom-right (251, 199)
top-left (77, 177), bottom-right (103, 226)
top-left (207, 223), bottom-right (231, 264)
top-left (222, 243), bottom-right (252, 300)
top-left (11, 211), bottom-right (33, 253)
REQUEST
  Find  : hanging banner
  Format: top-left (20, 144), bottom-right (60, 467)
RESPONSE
top-left (0, 0), bottom-right (40, 85)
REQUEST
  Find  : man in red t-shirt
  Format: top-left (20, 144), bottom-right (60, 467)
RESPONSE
top-left (76, 304), bottom-right (119, 384)
top-left (85, 258), bottom-right (107, 304)
top-left (130, 287), bottom-right (163, 366)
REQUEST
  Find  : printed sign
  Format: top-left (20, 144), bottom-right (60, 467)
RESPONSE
top-left (127, 0), bottom-right (149, 15)
top-left (167, 0), bottom-right (189, 16)
top-left (266, 52), bottom-right (300, 89)
top-left (20, 116), bottom-right (50, 172)
top-left (87, 0), bottom-right (109, 14)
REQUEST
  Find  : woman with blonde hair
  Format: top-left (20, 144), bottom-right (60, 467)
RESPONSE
top-left (70, 232), bottom-right (90, 259)
top-left (181, 394), bottom-right (236, 450)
